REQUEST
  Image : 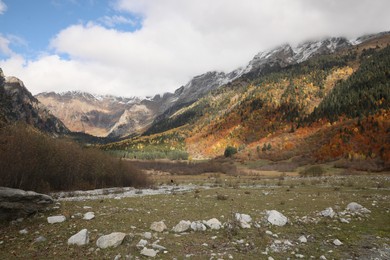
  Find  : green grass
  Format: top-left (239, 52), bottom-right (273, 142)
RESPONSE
top-left (0, 174), bottom-right (389, 259)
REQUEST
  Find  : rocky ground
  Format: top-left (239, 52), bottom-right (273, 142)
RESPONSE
top-left (0, 174), bottom-right (389, 259)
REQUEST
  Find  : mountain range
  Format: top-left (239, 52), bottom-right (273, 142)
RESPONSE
top-left (1, 31), bottom-right (389, 166)
top-left (36, 36), bottom-right (355, 139)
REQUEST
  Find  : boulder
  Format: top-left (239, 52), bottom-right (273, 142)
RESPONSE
top-left (83, 212), bottom-right (95, 220)
top-left (172, 220), bottom-right (191, 233)
top-left (203, 218), bottom-right (222, 230)
top-left (191, 221), bottom-right (207, 231)
top-left (320, 207), bottom-right (336, 218)
top-left (47, 215), bottom-right (66, 224)
top-left (298, 235), bottom-right (307, 243)
top-left (346, 202), bottom-right (371, 214)
top-left (96, 232), bottom-right (126, 249)
top-left (150, 221), bottom-right (167, 232)
top-left (140, 247), bottom-right (158, 257)
top-left (267, 210), bottom-right (288, 226)
top-left (68, 229), bottom-right (89, 246)
top-left (143, 232), bottom-right (152, 239)
top-left (0, 187), bottom-right (53, 221)
top-left (235, 213), bottom-right (252, 228)
top-left (136, 239), bottom-right (148, 248)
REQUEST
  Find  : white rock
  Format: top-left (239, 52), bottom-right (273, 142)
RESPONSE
top-left (265, 230), bottom-right (273, 236)
top-left (320, 207), bottom-right (336, 218)
top-left (298, 235), bottom-right (307, 243)
top-left (143, 232), bottom-right (152, 239)
top-left (19, 229), bottom-right (28, 235)
top-left (268, 257), bottom-right (274, 260)
top-left (320, 255), bottom-right (327, 260)
top-left (235, 213), bottom-right (252, 228)
top-left (47, 215), bottom-right (66, 224)
top-left (333, 239), bottom-right (343, 246)
top-left (266, 210), bottom-right (288, 226)
top-left (68, 229), bottom-right (89, 246)
top-left (34, 236), bottom-right (46, 243)
top-left (96, 232), bottom-right (126, 249)
top-left (191, 221), bottom-right (207, 231)
top-left (204, 218), bottom-right (222, 230)
top-left (136, 239), bottom-right (148, 248)
top-left (140, 247), bottom-right (158, 257)
top-left (83, 212), bottom-right (95, 220)
top-left (296, 254), bottom-right (304, 258)
top-left (339, 218), bottom-right (350, 224)
top-left (346, 202), bottom-right (371, 214)
top-left (172, 220), bottom-right (191, 233)
top-left (150, 221), bottom-right (167, 232)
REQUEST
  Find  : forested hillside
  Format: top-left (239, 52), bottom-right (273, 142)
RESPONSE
top-left (101, 34), bottom-right (390, 169)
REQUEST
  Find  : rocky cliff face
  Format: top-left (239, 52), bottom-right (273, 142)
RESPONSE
top-left (0, 69), bottom-right (68, 134)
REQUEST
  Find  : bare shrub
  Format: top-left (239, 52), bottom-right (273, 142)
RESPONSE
top-left (0, 123), bottom-right (150, 192)
top-left (299, 165), bottom-right (326, 177)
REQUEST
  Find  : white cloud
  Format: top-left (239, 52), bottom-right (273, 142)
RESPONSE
top-left (0, 0), bottom-right (6, 15)
top-left (1, 0), bottom-right (390, 97)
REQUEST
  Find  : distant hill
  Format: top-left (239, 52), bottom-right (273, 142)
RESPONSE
top-left (0, 69), bottom-right (68, 135)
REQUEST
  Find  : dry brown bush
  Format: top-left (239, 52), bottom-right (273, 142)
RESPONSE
top-left (0, 123), bottom-right (150, 192)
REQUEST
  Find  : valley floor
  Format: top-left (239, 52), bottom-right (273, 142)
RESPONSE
top-left (0, 171), bottom-right (389, 259)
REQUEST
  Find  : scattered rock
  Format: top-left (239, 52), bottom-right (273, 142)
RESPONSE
top-left (266, 210), bottom-right (288, 226)
top-left (339, 218), bottom-right (350, 224)
top-left (172, 220), bottom-right (191, 233)
top-left (320, 207), bottom-right (336, 218)
top-left (333, 239), bottom-right (343, 246)
top-left (96, 232), bottom-right (126, 249)
top-left (0, 187), bottom-right (53, 221)
top-left (346, 202), bottom-right (371, 214)
top-left (140, 247), bottom-right (158, 257)
top-left (143, 232), bottom-right (152, 239)
top-left (191, 221), bottom-right (207, 231)
top-left (136, 239), bottom-right (148, 248)
top-left (204, 218), bottom-right (222, 230)
top-left (320, 255), bottom-right (327, 260)
top-left (19, 228), bottom-right (28, 235)
top-left (298, 235), bottom-right (307, 243)
top-left (68, 229), bottom-right (89, 246)
top-left (47, 215), bottom-right (66, 224)
top-left (235, 213), bottom-right (252, 228)
top-left (150, 221), bottom-right (167, 232)
top-left (34, 236), bottom-right (46, 243)
top-left (83, 212), bottom-right (95, 220)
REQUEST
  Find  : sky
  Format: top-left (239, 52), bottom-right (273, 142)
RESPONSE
top-left (0, 0), bottom-right (389, 97)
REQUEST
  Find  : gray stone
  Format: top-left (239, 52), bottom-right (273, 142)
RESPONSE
top-left (96, 232), bottom-right (126, 249)
top-left (191, 221), bottom-right (207, 231)
top-left (140, 247), bottom-right (158, 257)
top-left (172, 220), bottom-right (191, 233)
top-left (203, 218), bottom-right (222, 230)
top-left (47, 215), bottom-right (66, 224)
top-left (151, 244), bottom-right (166, 250)
top-left (320, 207), bottom-right (336, 218)
top-left (83, 212), bottom-right (95, 220)
top-left (143, 232), bottom-right (152, 239)
top-left (19, 228), bottom-right (28, 235)
top-left (346, 202), bottom-right (371, 214)
top-left (136, 239), bottom-right (148, 248)
top-left (150, 221), bottom-right (167, 232)
top-left (298, 235), bottom-right (307, 243)
top-left (235, 213), bottom-right (252, 228)
top-left (34, 236), bottom-right (46, 243)
top-left (0, 187), bottom-right (53, 221)
top-left (68, 229), bottom-right (89, 246)
top-left (266, 210), bottom-right (288, 226)
top-left (333, 239), bottom-right (343, 246)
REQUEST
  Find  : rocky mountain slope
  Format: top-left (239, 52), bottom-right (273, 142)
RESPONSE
top-left (0, 69), bottom-right (68, 134)
top-left (103, 32), bottom-right (390, 167)
top-left (36, 36), bottom-right (355, 139)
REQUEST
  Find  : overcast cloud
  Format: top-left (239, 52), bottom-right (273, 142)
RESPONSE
top-left (1, 0), bottom-right (389, 97)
